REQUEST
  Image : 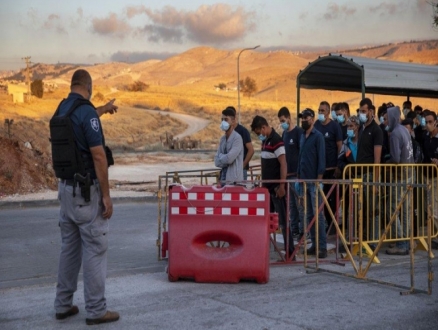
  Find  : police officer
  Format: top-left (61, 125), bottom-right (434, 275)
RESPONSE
top-left (53, 69), bottom-right (120, 325)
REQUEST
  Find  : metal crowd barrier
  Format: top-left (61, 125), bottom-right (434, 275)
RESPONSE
top-left (156, 164), bottom-right (436, 294)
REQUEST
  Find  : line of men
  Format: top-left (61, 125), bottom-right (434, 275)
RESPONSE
top-left (215, 98), bottom-right (438, 259)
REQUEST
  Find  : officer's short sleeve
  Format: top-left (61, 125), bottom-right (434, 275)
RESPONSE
top-left (82, 106), bottom-right (103, 148)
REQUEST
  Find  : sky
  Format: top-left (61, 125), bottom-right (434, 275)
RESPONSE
top-left (0, 0), bottom-right (436, 70)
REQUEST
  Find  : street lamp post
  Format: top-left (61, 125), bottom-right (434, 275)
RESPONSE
top-left (237, 45), bottom-right (260, 124)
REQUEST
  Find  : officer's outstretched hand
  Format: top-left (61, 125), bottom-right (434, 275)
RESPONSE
top-left (97, 99), bottom-right (118, 117)
top-left (102, 195), bottom-right (113, 219)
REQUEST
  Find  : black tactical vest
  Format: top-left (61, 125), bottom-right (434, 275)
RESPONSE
top-left (50, 98), bottom-right (112, 179)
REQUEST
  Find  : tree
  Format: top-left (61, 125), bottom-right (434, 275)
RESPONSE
top-left (31, 79), bottom-right (43, 98)
top-left (239, 76), bottom-right (257, 99)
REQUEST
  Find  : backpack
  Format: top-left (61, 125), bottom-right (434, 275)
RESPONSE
top-left (50, 99), bottom-right (93, 179)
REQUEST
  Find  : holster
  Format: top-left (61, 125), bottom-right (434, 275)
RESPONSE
top-left (73, 173), bottom-right (91, 202)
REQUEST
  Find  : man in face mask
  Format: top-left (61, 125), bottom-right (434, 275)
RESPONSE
top-left (335, 102), bottom-right (350, 140)
top-left (356, 98), bottom-right (383, 252)
top-left (314, 101), bottom-right (343, 234)
top-left (422, 111), bottom-right (438, 250)
top-left (414, 106), bottom-right (427, 147)
top-left (214, 108), bottom-right (244, 184)
top-left (402, 100), bottom-right (412, 119)
top-left (278, 107), bottom-right (304, 239)
top-left (296, 108), bottom-right (327, 258)
top-left (250, 115), bottom-right (294, 258)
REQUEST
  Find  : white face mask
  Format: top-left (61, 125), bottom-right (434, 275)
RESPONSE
top-left (359, 113), bottom-right (368, 123)
top-left (220, 120), bottom-right (230, 131)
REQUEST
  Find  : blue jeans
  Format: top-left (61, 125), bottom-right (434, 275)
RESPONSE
top-left (362, 172), bottom-right (380, 245)
top-left (243, 169), bottom-right (248, 181)
top-left (386, 174), bottom-right (413, 250)
top-left (270, 191), bottom-right (294, 254)
top-left (287, 176), bottom-right (304, 234)
top-left (220, 167), bottom-right (227, 181)
top-left (304, 183), bottom-right (327, 250)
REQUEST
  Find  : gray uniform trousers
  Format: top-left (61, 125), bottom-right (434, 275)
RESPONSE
top-left (54, 181), bottom-right (109, 319)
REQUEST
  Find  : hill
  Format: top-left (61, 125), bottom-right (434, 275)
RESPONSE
top-left (0, 39), bottom-right (437, 196)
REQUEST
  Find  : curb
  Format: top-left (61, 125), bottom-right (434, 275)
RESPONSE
top-left (0, 195), bottom-right (157, 209)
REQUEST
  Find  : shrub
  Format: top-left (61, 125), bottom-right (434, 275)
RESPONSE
top-left (93, 92), bottom-right (105, 102)
top-left (127, 81), bottom-right (149, 92)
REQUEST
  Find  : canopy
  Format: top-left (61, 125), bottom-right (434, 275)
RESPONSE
top-left (296, 54), bottom-right (438, 113)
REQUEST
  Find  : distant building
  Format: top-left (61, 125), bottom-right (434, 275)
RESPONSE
top-left (7, 83), bottom-right (28, 103)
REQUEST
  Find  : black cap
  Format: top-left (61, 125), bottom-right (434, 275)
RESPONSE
top-left (298, 108), bottom-right (315, 118)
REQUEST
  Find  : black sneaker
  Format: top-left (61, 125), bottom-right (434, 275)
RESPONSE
top-left (306, 247), bottom-right (327, 258)
top-left (386, 247), bottom-right (409, 255)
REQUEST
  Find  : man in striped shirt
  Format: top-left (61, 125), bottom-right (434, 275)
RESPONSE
top-left (251, 115), bottom-right (294, 258)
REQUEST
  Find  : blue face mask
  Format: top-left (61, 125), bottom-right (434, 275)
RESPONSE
top-left (359, 113), bottom-right (367, 123)
top-left (318, 114), bottom-right (325, 122)
top-left (347, 129), bottom-right (355, 138)
top-left (416, 115), bottom-right (421, 122)
top-left (385, 125), bottom-right (390, 132)
top-left (220, 120), bottom-right (230, 131)
top-left (421, 117), bottom-right (426, 127)
top-left (337, 115), bottom-right (345, 123)
top-left (281, 122), bottom-right (289, 130)
top-left (258, 134), bottom-right (266, 141)
top-left (413, 123), bottom-right (417, 129)
top-left (379, 116), bottom-right (384, 124)
top-left (331, 110), bottom-right (337, 120)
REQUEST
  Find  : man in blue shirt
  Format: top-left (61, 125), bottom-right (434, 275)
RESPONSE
top-left (314, 101), bottom-right (343, 235)
top-left (297, 109), bottom-right (327, 258)
top-left (278, 106), bottom-right (304, 237)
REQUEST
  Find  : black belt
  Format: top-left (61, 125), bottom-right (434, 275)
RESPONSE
top-left (60, 179), bottom-right (96, 186)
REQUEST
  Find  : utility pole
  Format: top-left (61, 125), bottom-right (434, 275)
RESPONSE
top-left (237, 45), bottom-right (260, 124)
top-left (22, 56), bottom-right (31, 102)
top-left (4, 119), bottom-right (14, 139)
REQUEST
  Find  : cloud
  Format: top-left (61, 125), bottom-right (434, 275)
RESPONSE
top-left (126, 4), bottom-right (255, 45)
top-left (137, 25), bottom-right (183, 43)
top-left (369, 2), bottom-right (399, 15)
top-left (184, 4), bottom-right (256, 43)
top-left (110, 50), bottom-right (176, 63)
top-left (415, 0), bottom-right (431, 12)
top-left (40, 13), bottom-right (67, 34)
top-left (91, 13), bottom-right (132, 38)
top-left (323, 3), bottom-right (357, 20)
top-left (125, 5), bottom-right (147, 19)
top-left (144, 6), bottom-right (186, 26)
top-left (299, 12), bottom-right (309, 20)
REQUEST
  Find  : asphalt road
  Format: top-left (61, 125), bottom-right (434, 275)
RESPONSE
top-left (1, 202), bottom-right (438, 329)
top-left (127, 106), bottom-right (210, 140)
top-left (0, 202), bottom-right (164, 289)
